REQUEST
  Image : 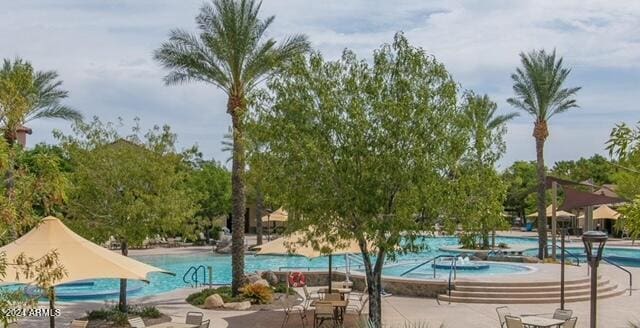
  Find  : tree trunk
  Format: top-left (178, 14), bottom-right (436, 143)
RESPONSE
top-left (230, 103), bottom-right (247, 296)
top-left (255, 188), bottom-right (263, 245)
top-left (534, 128), bottom-right (548, 259)
top-left (119, 240), bottom-right (128, 312)
top-left (360, 239), bottom-right (385, 328)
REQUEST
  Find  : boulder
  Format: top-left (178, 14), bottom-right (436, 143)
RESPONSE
top-left (473, 252), bottom-right (488, 261)
top-left (224, 301), bottom-right (251, 310)
top-left (261, 270), bottom-right (279, 286)
top-left (203, 294), bottom-right (224, 309)
top-left (254, 279), bottom-right (270, 287)
top-left (246, 274), bottom-right (261, 284)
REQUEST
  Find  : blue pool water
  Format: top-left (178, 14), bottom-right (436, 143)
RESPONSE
top-left (5, 236), bottom-right (538, 301)
top-left (382, 261), bottom-right (532, 279)
top-left (523, 246), bottom-right (640, 267)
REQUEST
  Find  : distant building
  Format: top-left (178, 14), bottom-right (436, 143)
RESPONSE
top-left (15, 126), bottom-right (32, 147)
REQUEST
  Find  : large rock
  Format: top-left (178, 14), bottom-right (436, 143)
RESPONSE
top-left (261, 270), bottom-right (279, 286)
top-left (216, 245), bottom-right (231, 254)
top-left (224, 301), bottom-right (251, 310)
top-left (254, 279), bottom-right (270, 287)
top-left (246, 274), bottom-right (261, 284)
top-left (203, 294), bottom-right (224, 309)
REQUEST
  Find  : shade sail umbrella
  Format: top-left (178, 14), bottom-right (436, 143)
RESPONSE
top-left (578, 205), bottom-right (621, 220)
top-left (255, 230), bottom-right (363, 292)
top-left (0, 217), bottom-right (173, 328)
top-left (526, 205), bottom-right (575, 219)
top-left (260, 208), bottom-right (288, 222)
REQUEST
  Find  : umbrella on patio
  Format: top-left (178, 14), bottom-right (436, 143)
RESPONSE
top-left (260, 208), bottom-right (288, 222)
top-left (0, 216), bottom-right (174, 327)
top-left (255, 230), bottom-right (363, 293)
top-left (526, 205), bottom-right (575, 218)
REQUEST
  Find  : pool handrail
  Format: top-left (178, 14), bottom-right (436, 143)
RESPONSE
top-left (399, 254), bottom-right (458, 278)
top-left (601, 257), bottom-right (633, 296)
top-left (183, 265), bottom-right (208, 287)
top-left (553, 243), bottom-right (581, 266)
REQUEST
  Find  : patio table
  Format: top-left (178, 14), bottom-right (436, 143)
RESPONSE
top-left (312, 300), bottom-right (349, 323)
top-left (521, 316), bottom-right (565, 328)
top-left (147, 322), bottom-right (198, 328)
top-left (318, 287), bottom-right (351, 300)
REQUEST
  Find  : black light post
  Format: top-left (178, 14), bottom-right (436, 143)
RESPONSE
top-left (582, 231), bottom-right (608, 328)
top-left (558, 217), bottom-right (571, 310)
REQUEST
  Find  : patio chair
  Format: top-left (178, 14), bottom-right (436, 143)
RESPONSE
top-left (323, 293), bottom-right (341, 302)
top-left (186, 311), bottom-right (204, 325)
top-left (281, 295), bottom-right (308, 328)
top-left (199, 319), bottom-right (211, 328)
top-left (561, 317), bottom-right (578, 328)
top-left (346, 293), bottom-right (368, 317)
top-left (128, 316), bottom-right (146, 328)
top-left (496, 306), bottom-right (511, 328)
top-left (303, 285), bottom-right (321, 302)
top-left (313, 303), bottom-right (337, 328)
top-left (553, 308), bottom-right (573, 321)
top-left (504, 315), bottom-right (524, 328)
top-left (70, 319), bottom-right (88, 328)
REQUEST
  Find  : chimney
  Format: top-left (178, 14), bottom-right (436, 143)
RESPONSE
top-left (16, 126), bottom-right (33, 147)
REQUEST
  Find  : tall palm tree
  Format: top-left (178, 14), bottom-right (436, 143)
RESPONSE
top-left (154, 0), bottom-right (310, 294)
top-left (507, 49), bottom-right (580, 259)
top-left (463, 92), bottom-right (518, 165)
top-left (0, 58), bottom-right (82, 145)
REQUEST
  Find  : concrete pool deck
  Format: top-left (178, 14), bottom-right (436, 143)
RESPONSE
top-left (15, 234), bottom-right (640, 327)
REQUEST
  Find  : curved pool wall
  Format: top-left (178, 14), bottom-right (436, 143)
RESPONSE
top-left (3, 236), bottom-right (538, 301)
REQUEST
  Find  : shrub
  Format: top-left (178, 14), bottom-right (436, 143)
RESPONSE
top-left (240, 283), bottom-right (273, 304)
top-left (86, 304), bottom-right (161, 325)
top-left (272, 282), bottom-right (295, 295)
top-left (186, 286), bottom-right (243, 306)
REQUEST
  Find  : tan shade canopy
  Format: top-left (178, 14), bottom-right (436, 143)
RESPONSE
top-left (527, 205), bottom-right (575, 218)
top-left (255, 230), bottom-right (362, 258)
top-left (578, 205), bottom-right (621, 220)
top-left (0, 216), bottom-right (172, 286)
top-left (261, 208), bottom-right (288, 222)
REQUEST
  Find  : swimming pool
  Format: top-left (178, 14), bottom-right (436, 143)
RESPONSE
top-left (381, 261), bottom-right (533, 279)
top-left (6, 236), bottom-right (537, 301)
top-left (523, 246), bottom-right (640, 267)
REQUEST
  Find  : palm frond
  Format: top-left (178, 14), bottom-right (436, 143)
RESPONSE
top-left (27, 104), bottom-right (82, 122)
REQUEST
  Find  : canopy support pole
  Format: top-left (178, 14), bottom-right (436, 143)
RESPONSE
top-left (552, 181), bottom-right (558, 260)
top-left (49, 287), bottom-right (56, 328)
top-left (328, 253), bottom-right (332, 294)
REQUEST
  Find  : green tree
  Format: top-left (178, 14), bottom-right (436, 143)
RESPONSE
top-left (455, 93), bottom-right (515, 248)
top-left (551, 154), bottom-right (615, 185)
top-left (502, 161), bottom-right (542, 219)
top-left (60, 118), bottom-right (199, 312)
top-left (154, 0), bottom-right (310, 294)
top-left (507, 49), bottom-right (581, 259)
top-left (251, 34), bottom-right (467, 326)
top-left (189, 159), bottom-right (232, 237)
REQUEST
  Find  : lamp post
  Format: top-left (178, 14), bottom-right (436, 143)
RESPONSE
top-left (557, 217), bottom-right (572, 310)
top-left (582, 231), bottom-right (608, 328)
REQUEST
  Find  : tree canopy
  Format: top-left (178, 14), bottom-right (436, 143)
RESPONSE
top-left (250, 33), bottom-right (470, 325)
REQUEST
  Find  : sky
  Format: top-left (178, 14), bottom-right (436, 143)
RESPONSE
top-left (1, 0), bottom-right (639, 169)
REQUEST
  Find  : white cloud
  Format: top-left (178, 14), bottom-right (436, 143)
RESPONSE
top-left (1, 0), bottom-right (639, 167)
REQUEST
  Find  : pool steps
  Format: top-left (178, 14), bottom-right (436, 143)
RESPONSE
top-left (438, 276), bottom-right (626, 304)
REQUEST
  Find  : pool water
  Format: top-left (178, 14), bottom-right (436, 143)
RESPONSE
top-left (523, 246), bottom-right (640, 267)
top-left (381, 261), bottom-right (532, 279)
top-left (6, 236), bottom-right (538, 301)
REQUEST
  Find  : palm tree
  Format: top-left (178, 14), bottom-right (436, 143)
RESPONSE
top-left (0, 58), bottom-right (82, 145)
top-left (154, 0), bottom-right (310, 294)
top-left (463, 92), bottom-right (518, 165)
top-left (507, 49), bottom-right (580, 259)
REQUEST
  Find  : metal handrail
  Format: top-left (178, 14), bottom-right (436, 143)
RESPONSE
top-left (399, 254), bottom-right (458, 278)
top-left (182, 266), bottom-right (196, 284)
top-left (601, 257), bottom-right (633, 296)
top-left (446, 256), bottom-right (459, 304)
top-left (183, 265), bottom-right (207, 287)
top-left (553, 244), bottom-right (581, 266)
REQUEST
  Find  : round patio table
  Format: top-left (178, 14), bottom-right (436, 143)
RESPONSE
top-left (521, 316), bottom-right (565, 328)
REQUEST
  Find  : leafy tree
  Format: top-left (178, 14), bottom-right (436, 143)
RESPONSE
top-left (607, 121), bottom-right (640, 198)
top-left (0, 58), bottom-right (81, 145)
top-left (507, 49), bottom-right (581, 259)
top-left (60, 118), bottom-right (199, 312)
top-left (455, 93), bottom-right (514, 248)
top-left (250, 34), bottom-right (467, 326)
top-left (551, 154), bottom-right (615, 185)
top-left (154, 0), bottom-right (310, 294)
top-left (189, 159), bottom-right (232, 237)
top-left (617, 196), bottom-right (640, 244)
top-left (502, 161), bottom-right (542, 219)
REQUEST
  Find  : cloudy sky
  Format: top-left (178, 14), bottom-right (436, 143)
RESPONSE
top-left (1, 0), bottom-right (639, 168)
